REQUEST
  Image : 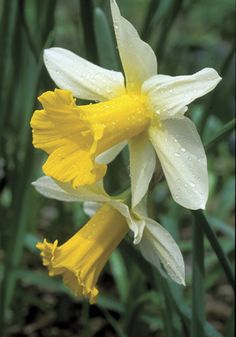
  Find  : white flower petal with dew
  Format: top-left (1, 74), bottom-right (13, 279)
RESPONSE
top-left (32, 176), bottom-right (110, 203)
top-left (129, 133), bottom-right (156, 208)
top-left (44, 48), bottom-right (125, 101)
top-left (142, 68), bottom-right (221, 119)
top-left (110, 0), bottom-right (157, 91)
top-left (139, 219), bottom-right (185, 285)
top-left (149, 117), bottom-right (208, 210)
top-left (109, 199), bottom-right (146, 245)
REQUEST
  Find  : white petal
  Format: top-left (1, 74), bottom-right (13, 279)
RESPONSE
top-left (83, 201), bottom-right (101, 217)
top-left (32, 176), bottom-right (110, 203)
top-left (142, 68), bottom-right (221, 119)
top-left (44, 47), bottom-right (125, 101)
top-left (139, 219), bottom-right (185, 285)
top-left (109, 199), bottom-right (145, 244)
top-left (110, 0), bottom-right (157, 90)
top-left (96, 141), bottom-right (127, 164)
top-left (32, 176), bottom-right (79, 202)
top-left (129, 134), bottom-right (156, 207)
top-left (149, 117), bottom-right (208, 210)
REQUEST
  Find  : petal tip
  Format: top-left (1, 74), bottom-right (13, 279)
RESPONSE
top-left (181, 279), bottom-right (186, 286)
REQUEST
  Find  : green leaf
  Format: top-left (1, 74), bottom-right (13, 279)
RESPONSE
top-left (93, 7), bottom-right (119, 70)
top-left (109, 250), bottom-right (129, 303)
top-left (191, 221), bottom-right (205, 337)
top-left (205, 118), bottom-right (236, 152)
top-left (192, 210), bottom-right (235, 289)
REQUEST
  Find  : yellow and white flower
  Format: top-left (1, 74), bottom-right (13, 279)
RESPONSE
top-left (33, 176), bottom-right (185, 303)
top-left (31, 0), bottom-right (221, 210)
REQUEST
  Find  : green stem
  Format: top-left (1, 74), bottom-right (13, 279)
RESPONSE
top-left (192, 210), bottom-right (235, 289)
top-left (204, 118), bottom-right (235, 152)
top-left (191, 220), bottom-right (205, 337)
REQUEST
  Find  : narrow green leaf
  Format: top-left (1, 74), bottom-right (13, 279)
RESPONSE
top-left (191, 221), bottom-right (205, 337)
top-left (80, 0), bottom-right (98, 63)
top-left (101, 308), bottom-right (129, 337)
top-left (0, 0), bottom-right (19, 130)
top-left (198, 43), bottom-right (235, 134)
top-left (16, 269), bottom-right (70, 293)
top-left (155, 0), bottom-right (184, 62)
top-left (192, 210), bottom-right (235, 289)
top-left (97, 295), bottom-right (124, 313)
top-left (168, 282), bottom-right (224, 337)
top-left (93, 7), bottom-right (119, 70)
top-left (141, 0), bottom-right (161, 40)
top-left (205, 118), bottom-right (235, 152)
top-left (109, 250), bottom-right (129, 303)
top-left (205, 215), bottom-right (235, 239)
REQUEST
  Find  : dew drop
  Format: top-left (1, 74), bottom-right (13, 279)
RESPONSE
top-left (174, 152), bottom-right (180, 157)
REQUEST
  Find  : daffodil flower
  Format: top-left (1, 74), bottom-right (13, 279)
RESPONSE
top-left (33, 176), bottom-right (185, 303)
top-left (31, 0), bottom-right (221, 210)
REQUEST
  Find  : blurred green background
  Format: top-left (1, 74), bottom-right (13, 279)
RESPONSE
top-left (0, 0), bottom-right (235, 336)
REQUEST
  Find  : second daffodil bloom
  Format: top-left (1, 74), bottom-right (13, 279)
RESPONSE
top-left (31, 0), bottom-right (221, 210)
top-left (33, 176), bottom-right (185, 303)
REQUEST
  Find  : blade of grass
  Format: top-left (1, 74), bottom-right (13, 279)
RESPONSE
top-left (154, 272), bottom-right (183, 337)
top-left (192, 210), bottom-right (235, 289)
top-left (155, 0), bottom-right (183, 63)
top-left (0, 0), bottom-right (19, 131)
top-left (198, 43), bottom-right (235, 134)
top-left (205, 215), bottom-right (235, 239)
top-left (191, 220), bottom-right (205, 337)
top-left (205, 118), bottom-right (235, 152)
top-left (81, 301), bottom-right (91, 337)
top-left (100, 308), bottom-right (129, 337)
top-left (141, 0), bottom-right (161, 40)
top-left (80, 0), bottom-right (98, 63)
top-left (93, 7), bottom-right (119, 70)
top-left (109, 250), bottom-right (129, 303)
top-left (125, 291), bottom-right (161, 337)
top-left (169, 281), bottom-right (224, 337)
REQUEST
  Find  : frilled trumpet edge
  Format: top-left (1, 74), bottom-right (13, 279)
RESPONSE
top-left (36, 203), bottom-right (129, 304)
